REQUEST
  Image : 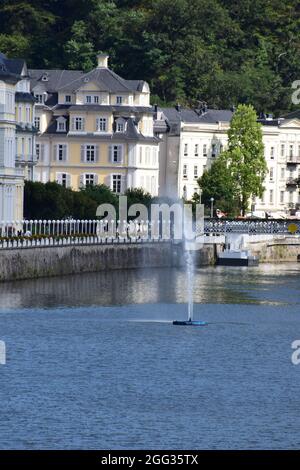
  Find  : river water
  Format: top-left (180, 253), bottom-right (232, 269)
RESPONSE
top-left (0, 263), bottom-right (300, 449)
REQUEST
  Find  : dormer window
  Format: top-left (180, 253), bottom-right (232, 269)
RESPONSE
top-left (35, 94), bottom-right (44, 104)
top-left (86, 95), bottom-right (92, 104)
top-left (116, 96), bottom-right (123, 105)
top-left (56, 117), bottom-right (67, 132)
top-left (41, 74), bottom-right (49, 82)
top-left (65, 95), bottom-right (71, 103)
top-left (116, 118), bottom-right (126, 133)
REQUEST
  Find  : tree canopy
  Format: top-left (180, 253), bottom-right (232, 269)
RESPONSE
top-left (198, 104), bottom-right (267, 216)
top-left (24, 182), bottom-right (154, 220)
top-left (196, 158), bottom-right (239, 217)
top-left (1, 0), bottom-right (300, 114)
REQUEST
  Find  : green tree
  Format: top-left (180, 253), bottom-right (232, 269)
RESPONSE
top-left (64, 20), bottom-right (95, 71)
top-left (197, 157), bottom-right (239, 217)
top-left (24, 181), bottom-right (74, 219)
top-left (124, 188), bottom-right (152, 208)
top-left (80, 184), bottom-right (118, 208)
top-left (224, 104), bottom-right (267, 215)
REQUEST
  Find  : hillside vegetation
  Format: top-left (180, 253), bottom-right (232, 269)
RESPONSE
top-left (1, 0), bottom-right (300, 114)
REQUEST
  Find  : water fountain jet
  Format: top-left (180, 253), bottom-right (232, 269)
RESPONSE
top-left (173, 241), bottom-right (207, 327)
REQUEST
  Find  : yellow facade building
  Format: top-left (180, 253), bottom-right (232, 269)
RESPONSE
top-left (30, 54), bottom-right (160, 196)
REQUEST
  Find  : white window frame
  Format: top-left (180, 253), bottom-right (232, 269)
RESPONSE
top-left (116, 96), bottom-right (123, 105)
top-left (73, 116), bottom-right (84, 131)
top-left (34, 116), bottom-right (40, 131)
top-left (270, 147), bottom-right (275, 159)
top-left (36, 143), bottom-right (40, 160)
top-left (85, 145), bottom-right (96, 162)
top-left (58, 144), bottom-right (66, 161)
top-left (85, 174), bottom-right (97, 186)
top-left (56, 172), bottom-right (71, 188)
top-left (57, 117), bottom-right (66, 132)
top-left (96, 117), bottom-right (107, 132)
top-left (212, 143), bottom-right (217, 157)
top-left (109, 145), bottom-right (123, 164)
top-left (111, 174), bottom-right (122, 193)
top-left (65, 95), bottom-right (71, 103)
top-left (35, 94), bottom-right (44, 104)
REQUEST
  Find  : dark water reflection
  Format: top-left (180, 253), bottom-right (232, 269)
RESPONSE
top-left (0, 264), bottom-right (300, 450)
top-left (1, 263), bottom-right (300, 309)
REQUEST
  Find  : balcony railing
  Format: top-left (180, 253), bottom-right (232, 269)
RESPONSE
top-left (15, 154), bottom-right (38, 165)
top-left (286, 155), bottom-right (300, 164)
top-left (286, 178), bottom-right (298, 186)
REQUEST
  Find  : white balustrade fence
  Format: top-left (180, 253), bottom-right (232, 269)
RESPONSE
top-left (0, 219), bottom-right (299, 250)
top-left (0, 219), bottom-right (165, 249)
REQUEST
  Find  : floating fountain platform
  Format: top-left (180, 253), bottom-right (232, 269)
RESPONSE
top-left (173, 320), bottom-right (208, 326)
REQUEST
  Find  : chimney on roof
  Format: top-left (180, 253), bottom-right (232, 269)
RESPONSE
top-left (97, 53), bottom-right (109, 69)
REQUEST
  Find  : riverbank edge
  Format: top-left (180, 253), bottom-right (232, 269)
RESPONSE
top-left (0, 242), bottom-right (183, 282)
top-left (0, 240), bottom-right (299, 282)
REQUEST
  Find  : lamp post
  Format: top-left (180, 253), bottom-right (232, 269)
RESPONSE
top-left (210, 197), bottom-right (214, 218)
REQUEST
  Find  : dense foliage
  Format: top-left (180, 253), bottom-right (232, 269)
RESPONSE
top-left (195, 158), bottom-right (240, 217)
top-left (224, 104), bottom-right (267, 214)
top-left (197, 104), bottom-right (266, 216)
top-left (1, 0), bottom-right (300, 114)
top-left (24, 181), bottom-right (152, 219)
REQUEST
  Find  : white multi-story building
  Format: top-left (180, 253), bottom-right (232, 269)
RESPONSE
top-left (155, 106), bottom-right (300, 216)
top-left (0, 52), bottom-right (36, 223)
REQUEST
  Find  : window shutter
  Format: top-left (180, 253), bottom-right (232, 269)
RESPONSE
top-left (53, 144), bottom-right (57, 161)
top-left (95, 117), bottom-right (99, 131)
top-left (94, 174), bottom-right (98, 185)
top-left (82, 117), bottom-right (86, 131)
top-left (81, 145), bottom-right (85, 162)
top-left (66, 174), bottom-right (71, 188)
top-left (79, 174), bottom-right (85, 188)
top-left (119, 145), bottom-right (124, 163)
top-left (104, 175), bottom-right (111, 188)
top-left (95, 145), bottom-right (99, 162)
top-left (71, 117), bottom-right (75, 131)
top-left (40, 144), bottom-right (45, 162)
top-left (108, 145), bottom-right (112, 163)
top-left (121, 175), bottom-right (126, 193)
top-left (56, 172), bottom-right (62, 184)
top-left (110, 173), bottom-right (113, 191)
top-left (63, 144), bottom-right (68, 161)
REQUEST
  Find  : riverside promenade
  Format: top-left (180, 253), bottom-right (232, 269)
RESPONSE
top-left (0, 219), bottom-right (299, 281)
